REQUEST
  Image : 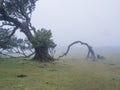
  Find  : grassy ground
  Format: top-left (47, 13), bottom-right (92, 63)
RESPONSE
top-left (0, 55), bottom-right (120, 90)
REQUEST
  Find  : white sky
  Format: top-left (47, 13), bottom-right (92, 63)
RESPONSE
top-left (20, 0), bottom-right (120, 47)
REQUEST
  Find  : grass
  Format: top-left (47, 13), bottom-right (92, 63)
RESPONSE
top-left (0, 55), bottom-right (120, 90)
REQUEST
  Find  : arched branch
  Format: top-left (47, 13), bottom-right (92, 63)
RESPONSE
top-left (57, 41), bottom-right (96, 61)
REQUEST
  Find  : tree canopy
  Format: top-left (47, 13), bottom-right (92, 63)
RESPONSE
top-left (0, 0), bottom-right (57, 61)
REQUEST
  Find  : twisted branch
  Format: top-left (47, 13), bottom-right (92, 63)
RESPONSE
top-left (57, 41), bottom-right (96, 61)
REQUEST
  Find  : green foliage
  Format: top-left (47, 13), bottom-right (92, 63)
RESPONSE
top-left (0, 0), bottom-right (38, 50)
top-left (0, 28), bottom-right (16, 49)
top-left (16, 38), bottom-right (32, 50)
top-left (2, 0), bottom-right (38, 20)
top-left (0, 28), bottom-right (32, 51)
top-left (33, 28), bottom-right (56, 49)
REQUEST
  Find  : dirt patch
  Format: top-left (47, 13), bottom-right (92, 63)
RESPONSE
top-left (17, 74), bottom-right (27, 78)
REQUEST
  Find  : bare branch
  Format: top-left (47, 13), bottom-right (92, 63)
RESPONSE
top-left (0, 51), bottom-right (16, 58)
top-left (29, 23), bottom-right (37, 34)
top-left (25, 52), bottom-right (35, 58)
top-left (0, 22), bottom-right (15, 27)
top-left (9, 27), bottom-right (18, 37)
top-left (0, 27), bottom-right (18, 40)
top-left (0, 27), bottom-right (18, 46)
top-left (56, 41), bottom-right (96, 61)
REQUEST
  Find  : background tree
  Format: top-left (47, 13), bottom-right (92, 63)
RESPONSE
top-left (9, 38), bottom-right (34, 57)
top-left (0, 28), bottom-right (17, 50)
top-left (0, 0), bottom-right (56, 61)
top-left (0, 28), bottom-right (34, 58)
top-left (57, 41), bottom-right (96, 61)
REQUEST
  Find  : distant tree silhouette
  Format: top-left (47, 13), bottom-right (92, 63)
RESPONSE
top-left (57, 41), bottom-right (96, 61)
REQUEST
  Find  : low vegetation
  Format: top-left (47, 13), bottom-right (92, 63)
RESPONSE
top-left (0, 55), bottom-right (120, 90)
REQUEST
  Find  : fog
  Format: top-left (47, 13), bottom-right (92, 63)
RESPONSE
top-left (17, 0), bottom-right (120, 47)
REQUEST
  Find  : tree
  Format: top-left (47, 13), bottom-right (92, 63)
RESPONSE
top-left (57, 41), bottom-right (96, 61)
top-left (8, 38), bottom-right (34, 57)
top-left (0, 0), bottom-right (56, 61)
top-left (0, 28), bottom-right (34, 58)
top-left (31, 28), bottom-right (56, 61)
top-left (0, 28), bottom-right (17, 50)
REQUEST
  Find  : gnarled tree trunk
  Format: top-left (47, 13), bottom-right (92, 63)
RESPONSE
top-left (57, 41), bottom-right (96, 61)
top-left (33, 47), bottom-right (54, 61)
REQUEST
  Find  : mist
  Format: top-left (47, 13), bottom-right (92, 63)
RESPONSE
top-left (17, 0), bottom-right (120, 47)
